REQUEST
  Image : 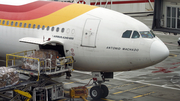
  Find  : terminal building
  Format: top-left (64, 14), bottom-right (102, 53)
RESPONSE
top-left (153, 0), bottom-right (180, 34)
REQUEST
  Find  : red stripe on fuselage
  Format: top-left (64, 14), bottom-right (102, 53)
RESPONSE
top-left (0, 1), bottom-right (51, 12)
top-left (90, 0), bottom-right (154, 5)
top-left (0, 1), bottom-right (71, 20)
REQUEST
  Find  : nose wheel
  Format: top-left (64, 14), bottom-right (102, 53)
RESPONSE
top-left (90, 86), bottom-right (102, 100)
top-left (89, 72), bottom-right (112, 100)
top-left (90, 84), bottom-right (109, 100)
top-left (101, 84), bottom-right (109, 98)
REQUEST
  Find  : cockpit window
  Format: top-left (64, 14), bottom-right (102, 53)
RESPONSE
top-left (140, 31), bottom-right (154, 38)
top-left (122, 30), bottom-right (132, 38)
top-left (132, 31), bottom-right (140, 38)
top-left (150, 30), bottom-right (156, 37)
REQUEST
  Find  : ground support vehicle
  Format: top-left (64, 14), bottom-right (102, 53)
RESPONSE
top-left (0, 50), bottom-right (74, 101)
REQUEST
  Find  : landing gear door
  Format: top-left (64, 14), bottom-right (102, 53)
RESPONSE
top-left (81, 19), bottom-right (100, 48)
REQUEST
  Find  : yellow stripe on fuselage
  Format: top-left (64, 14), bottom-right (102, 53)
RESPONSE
top-left (0, 4), bottom-right (98, 28)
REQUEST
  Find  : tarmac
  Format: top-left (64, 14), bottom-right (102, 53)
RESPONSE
top-left (0, 16), bottom-right (180, 101)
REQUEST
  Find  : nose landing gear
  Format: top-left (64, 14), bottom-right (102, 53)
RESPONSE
top-left (90, 72), bottom-right (112, 100)
top-left (90, 84), bottom-right (109, 100)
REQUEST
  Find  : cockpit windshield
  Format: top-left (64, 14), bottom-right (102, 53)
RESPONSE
top-left (122, 30), bottom-right (156, 39)
top-left (150, 30), bottom-right (156, 37)
top-left (140, 30), bottom-right (155, 38)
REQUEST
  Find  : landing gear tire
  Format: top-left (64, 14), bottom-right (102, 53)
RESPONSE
top-left (90, 86), bottom-right (102, 100)
top-left (101, 84), bottom-right (109, 98)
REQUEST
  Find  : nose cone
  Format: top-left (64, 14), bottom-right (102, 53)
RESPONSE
top-left (150, 41), bottom-right (169, 63)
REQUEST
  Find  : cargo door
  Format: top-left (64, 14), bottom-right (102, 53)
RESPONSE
top-left (81, 19), bottom-right (100, 48)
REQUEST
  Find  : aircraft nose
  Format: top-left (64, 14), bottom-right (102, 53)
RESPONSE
top-left (150, 41), bottom-right (169, 63)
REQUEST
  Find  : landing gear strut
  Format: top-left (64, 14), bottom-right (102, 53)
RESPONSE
top-left (90, 72), bottom-right (113, 100)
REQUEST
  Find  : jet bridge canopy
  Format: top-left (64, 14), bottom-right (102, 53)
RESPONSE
top-left (152, 0), bottom-right (180, 34)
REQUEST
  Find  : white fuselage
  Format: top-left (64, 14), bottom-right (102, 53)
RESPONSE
top-left (0, 0), bottom-right (169, 72)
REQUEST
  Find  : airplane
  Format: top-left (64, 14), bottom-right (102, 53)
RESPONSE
top-left (0, 0), bottom-right (169, 100)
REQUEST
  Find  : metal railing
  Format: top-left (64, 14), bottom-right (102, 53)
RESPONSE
top-left (6, 50), bottom-right (74, 80)
top-left (6, 50), bottom-right (40, 81)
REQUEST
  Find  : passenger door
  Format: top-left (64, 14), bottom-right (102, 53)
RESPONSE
top-left (81, 19), bottom-right (100, 48)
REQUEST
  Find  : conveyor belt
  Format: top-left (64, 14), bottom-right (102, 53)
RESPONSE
top-left (0, 79), bottom-right (37, 92)
top-left (0, 79), bottom-right (37, 100)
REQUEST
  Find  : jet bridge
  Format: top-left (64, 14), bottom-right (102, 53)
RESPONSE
top-left (152, 0), bottom-right (180, 34)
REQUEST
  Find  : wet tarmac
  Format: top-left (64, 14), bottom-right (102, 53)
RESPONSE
top-left (0, 16), bottom-right (180, 101)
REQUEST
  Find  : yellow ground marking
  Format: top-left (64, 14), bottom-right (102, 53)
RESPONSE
top-left (64, 90), bottom-right (69, 94)
top-left (64, 82), bottom-right (74, 85)
top-left (113, 84), bottom-right (150, 94)
top-left (101, 98), bottom-right (115, 101)
top-left (169, 54), bottom-right (177, 57)
top-left (87, 86), bottom-right (92, 89)
top-left (133, 91), bottom-right (155, 98)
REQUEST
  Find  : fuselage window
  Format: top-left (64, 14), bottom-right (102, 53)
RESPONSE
top-left (24, 23), bottom-right (27, 28)
top-left (56, 27), bottom-right (59, 32)
top-left (132, 31), bottom-right (140, 38)
top-left (6, 21), bottom-right (9, 25)
top-left (51, 27), bottom-right (54, 31)
top-left (66, 28), bottom-right (70, 34)
top-left (140, 31), bottom-right (154, 38)
top-left (33, 24), bottom-right (36, 29)
top-left (15, 22), bottom-right (18, 26)
top-left (61, 28), bottom-right (65, 33)
top-left (37, 25), bottom-right (40, 29)
top-left (2, 20), bottom-right (5, 25)
top-left (11, 21), bottom-right (14, 26)
top-left (28, 24), bottom-right (31, 28)
top-left (42, 25), bottom-right (45, 30)
top-left (47, 26), bottom-right (50, 31)
top-left (122, 30), bottom-right (132, 38)
top-left (19, 22), bottom-right (22, 27)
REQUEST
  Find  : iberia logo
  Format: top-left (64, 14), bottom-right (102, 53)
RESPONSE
top-left (77, 0), bottom-right (86, 4)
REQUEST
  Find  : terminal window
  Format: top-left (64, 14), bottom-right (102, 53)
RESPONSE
top-left (166, 7), bottom-right (180, 29)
